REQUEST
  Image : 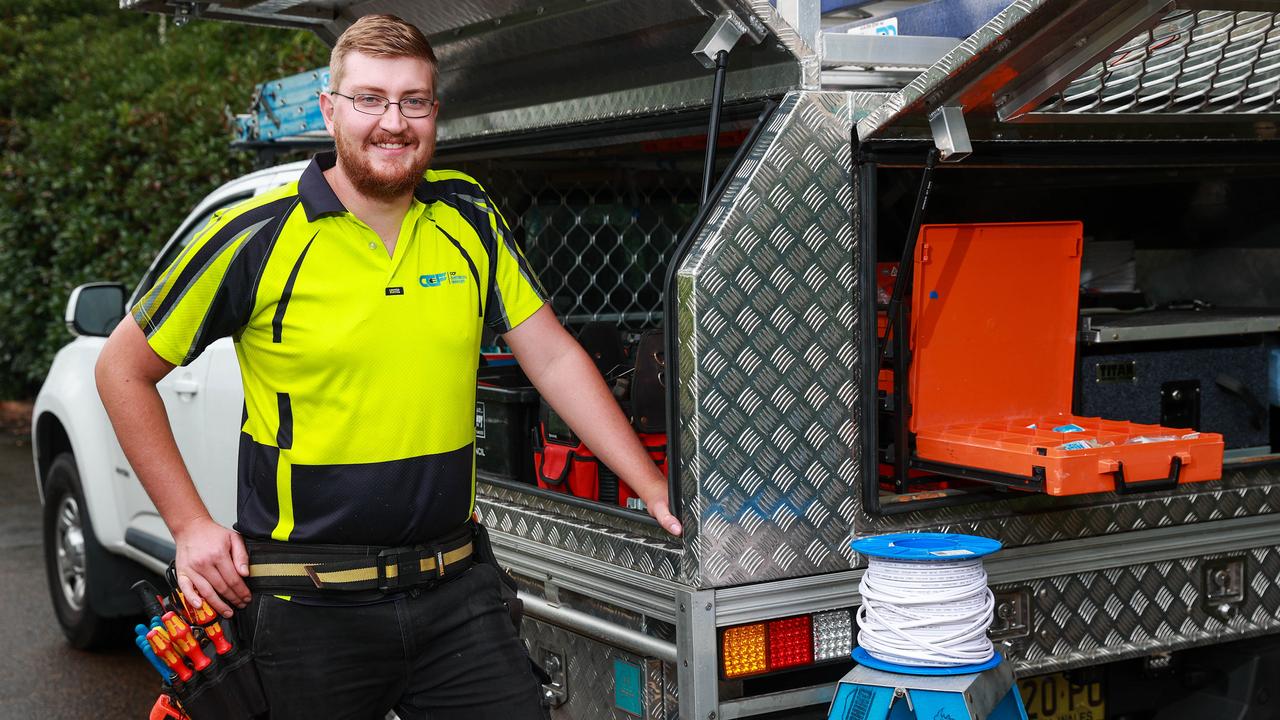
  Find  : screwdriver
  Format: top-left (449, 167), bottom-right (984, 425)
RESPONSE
top-left (147, 628), bottom-right (193, 683)
top-left (162, 611), bottom-right (212, 672)
top-left (191, 602), bottom-right (234, 655)
top-left (134, 624), bottom-right (175, 680)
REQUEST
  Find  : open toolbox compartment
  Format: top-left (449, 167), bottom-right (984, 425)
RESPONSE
top-left (906, 221), bottom-right (1224, 495)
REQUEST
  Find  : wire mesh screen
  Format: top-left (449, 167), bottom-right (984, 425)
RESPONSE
top-left (1035, 10), bottom-right (1280, 115)
top-left (458, 158), bottom-right (702, 330)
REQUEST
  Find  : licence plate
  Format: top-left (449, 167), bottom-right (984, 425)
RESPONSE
top-left (1017, 672), bottom-right (1105, 720)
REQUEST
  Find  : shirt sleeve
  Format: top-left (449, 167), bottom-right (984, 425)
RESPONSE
top-left (131, 199), bottom-right (280, 366)
top-left (477, 187), bottom-right (547, 333)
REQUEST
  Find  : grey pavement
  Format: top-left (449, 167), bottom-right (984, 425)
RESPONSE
top-left (0, 432), bottom-right (158, 719)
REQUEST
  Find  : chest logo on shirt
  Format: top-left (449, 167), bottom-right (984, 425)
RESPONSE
top-left (420, 271), bottom-right (468, 288)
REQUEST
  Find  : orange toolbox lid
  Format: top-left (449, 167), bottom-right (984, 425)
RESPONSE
top-left (906, 221), bottom-right (1224, 495)
top-left (908, 222), bottom-right (1084, 433)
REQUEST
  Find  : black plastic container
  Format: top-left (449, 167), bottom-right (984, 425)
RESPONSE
top-left (476, 366), bottom-right (540, 485)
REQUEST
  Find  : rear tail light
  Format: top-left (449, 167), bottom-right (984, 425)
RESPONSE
top-left (767, 615), bottom-right (813, 670)
top-left (720, 609), bottom-right (854, 679)
top-left (813, 609), bottom-right (854, 662)
top-left (722, 623), bottom-right (768, 678)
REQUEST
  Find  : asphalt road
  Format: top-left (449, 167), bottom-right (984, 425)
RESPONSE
top-left (0, 432), bottom-right (159, 719)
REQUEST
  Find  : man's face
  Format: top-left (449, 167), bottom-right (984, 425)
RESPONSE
top-left (321, 52), bottom-right (438, 202)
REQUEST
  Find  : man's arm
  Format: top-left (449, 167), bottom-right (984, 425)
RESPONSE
top-left (95, 319), bottom-right (251, 617)
top-left (503, 305), bottom-right (682, 536)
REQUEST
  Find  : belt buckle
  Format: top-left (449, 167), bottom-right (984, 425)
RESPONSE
top-left (376, 547), bottom-right (421, 592)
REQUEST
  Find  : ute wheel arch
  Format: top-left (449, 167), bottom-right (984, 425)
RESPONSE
top-left (34, 412), bottom-right (73, 501)
top-left (41, 452), bottom-right (157, 649)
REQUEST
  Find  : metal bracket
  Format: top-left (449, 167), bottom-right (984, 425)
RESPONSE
top-left (692, 13), bottom-right (748, 70)
top-left (929, 106), bottom-right (972, 162)
top-left (540, 649), bottom-right (568, 708)
top-left (990, 588), bottom-right (1031, 642)
top-left (1203, 556), bottom-right (1247, 621)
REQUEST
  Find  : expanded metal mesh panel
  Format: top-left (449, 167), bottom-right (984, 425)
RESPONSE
top-left (1037, 10), bottom-right (1280, 116)
top-left (455, 159), bottom-right (701, 329)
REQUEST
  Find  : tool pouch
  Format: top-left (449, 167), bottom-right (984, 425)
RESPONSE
top-left (165, 611), bottom-right (268, 720)
top-left (471, 521), bottom-right (524, 631)
top-left (169, 644), bottom-right (267, 720)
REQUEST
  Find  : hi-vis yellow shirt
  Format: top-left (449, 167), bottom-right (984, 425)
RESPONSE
top-left (132, 152), bottom-right (546, 545)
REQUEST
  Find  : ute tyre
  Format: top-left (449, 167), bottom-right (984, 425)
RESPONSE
top-left (42, 452), bottom-right (121, 650)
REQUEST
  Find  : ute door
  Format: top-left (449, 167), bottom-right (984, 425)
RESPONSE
top-left (113, 194), bottom-right (250, 557)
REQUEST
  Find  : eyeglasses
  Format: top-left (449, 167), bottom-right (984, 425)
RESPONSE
top-left (331, 91), bottom-right (438, 119)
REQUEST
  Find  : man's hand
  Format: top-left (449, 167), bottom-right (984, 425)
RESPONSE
top-left (639, 488), bottom-right (683, 537)
top-left (173, 517), bottom-right (251, 618)
top-left (505, 307), bottom-right (685, 538)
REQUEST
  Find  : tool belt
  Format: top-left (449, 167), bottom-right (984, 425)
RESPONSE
top-left (244, 523), bottom-right (474, 597)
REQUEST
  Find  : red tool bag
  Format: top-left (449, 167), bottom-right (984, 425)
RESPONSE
top-left (534, 421), bottom-right (667, 507)
top-left (533, 329), bottom-right (669, 508)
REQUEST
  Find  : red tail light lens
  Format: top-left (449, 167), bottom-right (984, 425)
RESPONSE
top-left (767, 615), bottom-right (814, 670)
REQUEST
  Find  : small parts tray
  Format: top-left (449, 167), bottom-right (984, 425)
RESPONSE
top-left (914, 415), bottom-right (1223, 495)
top-left (906, 222), bottom-right (1225, 497)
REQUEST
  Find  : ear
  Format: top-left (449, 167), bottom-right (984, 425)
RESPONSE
top-left (319, 92), bottom-right (336, 136)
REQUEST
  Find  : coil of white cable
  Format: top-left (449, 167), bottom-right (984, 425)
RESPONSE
top-left (851, 533), bottom-right (1003, 671)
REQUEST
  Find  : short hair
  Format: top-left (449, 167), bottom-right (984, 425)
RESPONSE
top-left (329, 14), bottom-right (439, 93)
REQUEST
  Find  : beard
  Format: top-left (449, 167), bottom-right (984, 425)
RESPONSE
top-left (333, 127), bottom-right (434, 202)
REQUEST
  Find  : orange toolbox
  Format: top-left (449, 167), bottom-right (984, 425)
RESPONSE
top-left (907, 222), bottom-right (1224, 495)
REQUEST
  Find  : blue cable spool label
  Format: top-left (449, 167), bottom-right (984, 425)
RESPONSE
top-left (614, 659), bottom-right (643, 716)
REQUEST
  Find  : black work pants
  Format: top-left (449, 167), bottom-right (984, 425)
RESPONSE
top-left (239, 562), bottom-right (547, 720)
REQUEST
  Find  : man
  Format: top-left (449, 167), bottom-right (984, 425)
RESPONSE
top-left (96, 14), bottom-right (680, 719)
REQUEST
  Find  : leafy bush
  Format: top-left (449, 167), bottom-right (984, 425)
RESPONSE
top-left (0, 0), bottom-right (327, 396)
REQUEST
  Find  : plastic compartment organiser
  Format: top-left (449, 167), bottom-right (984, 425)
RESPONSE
top-left (908, 222), bottom-right (1224, 495)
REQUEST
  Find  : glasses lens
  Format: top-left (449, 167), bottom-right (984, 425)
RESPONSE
top-left (352, 94), bottom-right (387, 114)
top-left (399, 97), bottom-right (434, 118)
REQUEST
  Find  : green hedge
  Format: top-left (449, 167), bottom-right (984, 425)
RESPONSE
top-left (0, 0), bottom-right (327, 397)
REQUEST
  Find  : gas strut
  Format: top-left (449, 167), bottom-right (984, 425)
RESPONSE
top-left (700, 49), bottom-right (730, 205)
top-left (877, 148), bottom-right (939, 368)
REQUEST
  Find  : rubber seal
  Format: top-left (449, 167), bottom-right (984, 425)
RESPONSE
top-left (851, 532), bottom-right (1001, 561)
top-left (852, 647), bottom-right (1004, 676)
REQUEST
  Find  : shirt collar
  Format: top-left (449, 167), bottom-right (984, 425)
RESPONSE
top-left (298, 151), bottom-right (347, 222)
top-left (299, 151), bottom-right (435, 222)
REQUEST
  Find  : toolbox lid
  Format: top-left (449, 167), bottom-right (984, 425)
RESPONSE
top-left (858, 0), bottom-right (1280, 144)
top-left (122, 0), bottom-right (804, 145)
top-left (909, 221), bottom-right (1084, 433)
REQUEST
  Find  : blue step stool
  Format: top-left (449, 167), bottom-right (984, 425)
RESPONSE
top-left (827, 653), bottom-right (1028, 720)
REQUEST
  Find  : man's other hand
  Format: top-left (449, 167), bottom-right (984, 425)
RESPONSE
top-left (641, 491), bottom-right (683, 537)
top-left (173, 517), bottom-right (252, 618)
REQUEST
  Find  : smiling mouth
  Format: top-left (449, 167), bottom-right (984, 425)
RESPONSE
top-left (372, 141), bottom-right (411, 150)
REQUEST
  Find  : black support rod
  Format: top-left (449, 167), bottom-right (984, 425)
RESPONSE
top-left (877, 147), bottom-right (939, 368)
top-left (700, 50), bottom-right (730, 205)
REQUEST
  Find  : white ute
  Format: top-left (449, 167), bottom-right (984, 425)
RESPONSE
top-left (32, 162), bottom-right (304, 648)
